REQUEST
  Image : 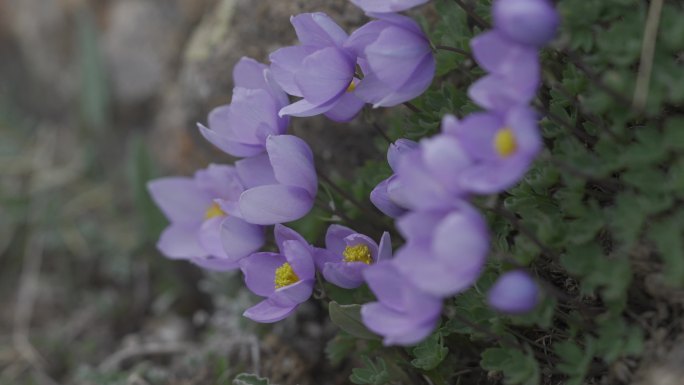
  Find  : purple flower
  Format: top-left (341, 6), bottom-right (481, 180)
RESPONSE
top-left (240, 225), bottom-right (316, 323)
top-left (315, 225), bottom-right (392, 289)
top-left (270, 13), bottom-right (365, 122)
top-left (361, 261), bottom-right (442, 346)
top-left (390, 123), bottom-right (473, 211)
top-left (147, 164), bottom-right (265, 270)
top-left (370, 139), bottom-right (418, 218)
top-left (350, 0), bottom-right (429, 13)
top-left (393, 204), bottom-right (489, 297)
top-left (487, 270), bottom-right (539, 314)
top-left (198, 57), bottom-right (290, 157)
top-left (445, 107), bottom-right (542, 194)
top-left (493, 0), bottom-right (560, 48)
top-left (236, 135), bottom-right (318, 225)
top-left (469, 31), bottom-right (540, 111)
top-left (346, 13), bottom-right (435, 107)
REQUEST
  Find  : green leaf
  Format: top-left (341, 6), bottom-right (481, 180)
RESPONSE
top-left (411, 332), bottom-right (449, 371)
top-left (233, 373), bottom-right (270, 385)
top-left (329, 301), bottom-right (379, 340)
top-left (325, 332), bottom-right (356, 366)
top-left (481, 347), bottom-right (540, 385)
top-left (648, 212), bottom-right (684, 285)
top-left (350, 356), bottom-right (390, 385)
top-left (554, 339), bottom-right (594, 385)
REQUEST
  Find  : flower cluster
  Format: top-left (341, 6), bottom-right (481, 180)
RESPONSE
top-left (147, 0), bottom-right (558, 345)
top-left (365, 0), bottom-right (558, 345)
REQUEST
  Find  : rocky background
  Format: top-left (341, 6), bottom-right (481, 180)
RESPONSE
top-left (0, 1), bottom-right (380, 384)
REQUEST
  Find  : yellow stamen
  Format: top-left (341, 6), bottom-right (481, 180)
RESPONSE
top-left (274, 262), bottom-right (300, 288)
top-left (204, 202), bottom-right (226, 219)
top-left (493, 127), bottom-right (518, 157)
top-left (346, 80), bottom-right (356, 93)
top-left (343, 244), bottom-right (373, 264)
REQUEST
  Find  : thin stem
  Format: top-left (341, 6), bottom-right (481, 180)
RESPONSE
top-left (434, 45), bottom-right (473, 60)
top-left (489, 205), bottom-right (558, 261)
top-left (633, 0), bottom-right (664, 111)
top-left (372, 122), bottom-right (393, 144)
top-left (403, 101), bottom-right (421, 114)
top-left (453, 0), bottom-right (490, 29)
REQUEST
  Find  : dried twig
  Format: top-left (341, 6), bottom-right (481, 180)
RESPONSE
top-left (633, 0), bottom-right (664, 111)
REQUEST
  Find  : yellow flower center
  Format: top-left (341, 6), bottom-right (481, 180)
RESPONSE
top-left (204, 202), bottom-right (226, 219)
top-left (493, 127), bottom-right (518, 158)
top-left (274, 262), bottom-right (299, 288)
top-left (346, 80), bottom-right (356, 93)
top-left (342, 244), bottom-right (373, 264)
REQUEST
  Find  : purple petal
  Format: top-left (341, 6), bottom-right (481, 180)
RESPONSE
top-left (270, 279), bottom-right (315, 307)
top-left (274, 224), bottom-right (308, 253)
top-left (233, 57), bottom-right (268, 90)
top-left (394, 245), bottom-right (478, 297)
top-left (454, 112), bottom-right (503, 162)
top-left (361, 302), bottom-right (438, 346)
top-left (488, 270), bottom-right (540, 313)
top-left (383, 318), bottom-right (440, 346)
top-left (365, 26), bottom-right (431, 87)
top-left (421, 134), bottom-right (471, 194)
top-left (294, 47), bottom-right (354, 105)
top-left (344, 20), bottom-right (388, 58)
top-left (350, 0), bottom-right (429, 13)
top-left (377, 232), bottom-right (392, 262)
top-left (191, 257), bottom-right (239, 271)
top-left (393, 150), bottom-right (454, 210)
top-left (240, 252), bottom-right (283, 297)
top-left (282, 240), bottom-right (315, 281)
top-left (147, 178), bottom-right (209, 224)
top-left (235, 153), bottom-right (277, 189)
top-left (194, 164), bottom-right (244, 202)
top-left (270, 46), bottom-right (318, 97)
top-left (387, 139), bottom-right (419, 171)
top-left (157, 224), bottom-right (207, 259)
top-left (239, 185), bottom-right (314, 225)
top-left (506, 106), bottom-right (542, 156)
top-left (323, 262), bottom-right (366, 288)
top-left (471, 30), bottom-right (539, 78)
top-left (468, 73), bottom-right (538, 112)
top-left (220, 216), bottom-right (266, 261)
top-left (370, 178), bottom-right (408, 218)
top-left (266, 135), bottom-right (317, 196)
top-left (227, 88), bottom-right (281, 143)
top-left (432, 208), bottom-right (489, 262)
top-left (362, 261), bottom-right (405, 312)
top-left (197, 217), bottom-right (228, 259)
top-left (325, 224), bottom-right (356, 255)
top-left (278, 97), bottom-right (337, 118)
top-left (366, 12), bottom-right (425, 36)
top-left (314, 248), bottom-right (342, 270)
top-left (243, 298), bottom-right (297, 323)
top-left (199, 123), bottom-right (265, 158)
top-left (493, 0), bottom-right (560, 47)
top-left (291, 13), bottom-right (349, 48)
top-left (324, 91), bottom-right (365, 122)
top-left (440, 114), bottom-right (461, 136)
top-left (396, 210), bottom-right (447, 243)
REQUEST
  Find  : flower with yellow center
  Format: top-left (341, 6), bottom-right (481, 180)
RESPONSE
top-left (346, 79), bottom-right (357, 93)
top-left (342, 244), bottom-right (373, 265)
top-left (493, 127), bottom-right (518, 158)
top-left (274, 262), bottom-right (300, 288)
top-left (204, 202), bottom-right (226, 220)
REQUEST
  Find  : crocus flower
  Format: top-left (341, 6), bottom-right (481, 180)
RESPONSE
top-left (350, 0), bottom-right (429, 13)
top-left (493, 0), bottom-right (560, 48)
top-left (469, 31), bottom-right (540, 111)
top-left (488, 270), bottom-right (539, 314)
top-left (236, 135), bottom-right (318, 225)
top-left (445, 107), bottom-right (542, 194)
top-left (370, 139), bottom-right (418, 218)
top-left (315, 225), bottom-right (391, 289)
top-left (147, 164), bottom-right (265, 270)
top-left (345, 13), bottom-right (435, 107)
top-left (393, 204), bottom-right (489, 297)
top-left (270, 13), bottom-right (365, 122)
top-left (198, 57), bottom-right (290, 157)
top-left (240, 225), bottom-right (316, 323)
top-left (361, 261), bottom-right (442, 345)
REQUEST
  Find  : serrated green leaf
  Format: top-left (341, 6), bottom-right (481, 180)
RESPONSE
top-left (325, 332), bottom-right (356, 366)
top-left (350, 356), bottom-right (390, 385)
top-left (411, 332), bottom-right (449, 371)
top-left (481, 347), bottom-right (540, 385)
top-left (329, 301), bottom-right (379, 340)
top-left (554, 339), bottom-right (594, 385)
